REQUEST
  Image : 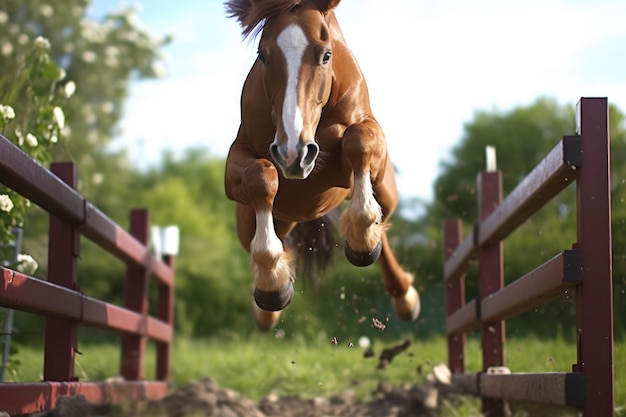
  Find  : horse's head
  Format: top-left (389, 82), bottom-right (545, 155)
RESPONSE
top-left (228, 0), bottom-right (341, 179)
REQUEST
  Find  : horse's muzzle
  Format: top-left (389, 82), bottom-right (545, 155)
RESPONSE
top-left (270, 141), bottom-right (319, 179)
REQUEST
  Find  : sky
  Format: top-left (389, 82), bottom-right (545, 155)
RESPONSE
top-left (90, 0), bottom-right (626, 203)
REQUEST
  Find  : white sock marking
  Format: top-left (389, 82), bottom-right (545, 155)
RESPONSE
top-left (250, 210), bottom-right (283, 265)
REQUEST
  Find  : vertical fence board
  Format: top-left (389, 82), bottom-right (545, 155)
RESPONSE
top-left (444, 219), bottom-right (466, 374)
top-left (157, 255), bottom-right (175, 381)
top-left (43, 162), bottom-right (80, 382)
top-left (575, 97), bottom-right (614, 415)
top-left (478, 171), bottom-right (506, 417)
top-left (120, 209), bottom-right (150, 381)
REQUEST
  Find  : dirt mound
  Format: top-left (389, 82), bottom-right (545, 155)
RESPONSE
top-left (36, 373), bottom-right (458, 417)
top-left (149, 376), bottom-right (446, 417)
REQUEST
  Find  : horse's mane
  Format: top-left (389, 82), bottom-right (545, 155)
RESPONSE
top-left (225, 0), bottom-right (302, 39)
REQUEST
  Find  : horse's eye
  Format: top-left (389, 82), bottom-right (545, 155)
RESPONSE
top-left (258, 49), bottom-right (266, 64)
top-left (322, 50), bottom-right (331, 65)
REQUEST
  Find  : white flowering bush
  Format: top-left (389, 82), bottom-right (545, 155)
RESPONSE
top-left (0, 35), bottom-right (69, 248)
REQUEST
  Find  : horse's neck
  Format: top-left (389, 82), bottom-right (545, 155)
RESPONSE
top-left (325, 14), bottom-right (370, 115)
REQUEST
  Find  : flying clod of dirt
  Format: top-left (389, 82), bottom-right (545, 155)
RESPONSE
top-left (377, 338), bottom-right (412, 370)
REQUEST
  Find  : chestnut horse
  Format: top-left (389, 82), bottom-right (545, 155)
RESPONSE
top-left (224, 0), bottom-right (420, 329)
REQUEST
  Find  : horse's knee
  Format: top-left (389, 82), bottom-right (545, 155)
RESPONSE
top-left (342, 123), bottom-right (386, 179)
top-left (242, 159), bottom-right (279, 207)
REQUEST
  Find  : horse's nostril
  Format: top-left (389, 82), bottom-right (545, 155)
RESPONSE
top-left (270, 143), bottom-right (283, 165)
top-left (302, 143), bottom-right (319, 166)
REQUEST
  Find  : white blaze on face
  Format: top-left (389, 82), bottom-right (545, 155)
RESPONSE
top-left (276, 24), bottom-right (307, 167)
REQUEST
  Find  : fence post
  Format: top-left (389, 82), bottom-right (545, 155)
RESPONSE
top-left (574, 97), bottom-right (614, 415)
top-left (156, 255), bottom-right (175, 381)
top-left (120, 209), bottom-right (150, 380)
top-left (44, 162), bottom-right (79, 381)
top-left (444, 218), bottom-right (465, 374)
top-left (478, 170), bottom-right (506, 417)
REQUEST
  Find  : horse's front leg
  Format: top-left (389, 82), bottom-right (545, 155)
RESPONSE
top-left (340, 119), bottom-right (387, 266)
top-left (227, 154), bottom-right (295, 330)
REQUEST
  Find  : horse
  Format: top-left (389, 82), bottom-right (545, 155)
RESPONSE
top-left (224, 0), bottom-right (420, 330)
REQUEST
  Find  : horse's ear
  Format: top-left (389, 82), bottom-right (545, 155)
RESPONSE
top-left (313, 0), bottom-right (341, 14)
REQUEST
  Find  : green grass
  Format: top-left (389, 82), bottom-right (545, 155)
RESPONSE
top-left (5, 333), bottom-right (625, 416)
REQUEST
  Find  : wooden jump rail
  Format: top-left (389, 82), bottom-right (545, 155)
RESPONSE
top-left (0, 133), bottom-right (176, 414)
top-left (443, 97), bottom-right (614, 416)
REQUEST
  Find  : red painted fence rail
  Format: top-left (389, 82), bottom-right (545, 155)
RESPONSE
top-left (0, 133), bottom-right (175, 414)
top-left (443, 98), bottom-right (614, 416)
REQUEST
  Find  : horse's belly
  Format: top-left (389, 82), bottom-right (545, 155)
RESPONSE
top-left (272, 186), bottom-right (349, 223)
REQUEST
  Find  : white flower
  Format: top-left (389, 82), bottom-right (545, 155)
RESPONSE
top-left (92, 172), bottom-right (104, 184)
top-left (101, 102), bottom-right (114, 113)
top-left (1, 41), bottom-right (13, 56)
top-left (39, 4), bottom-right (54, 17)
top-left (52, 106), bottom-right (65, 129)
top-left (16, 254), bottom-right (38, 276)
top-left (14, 128), bottom-right (23, 146)
top-left (33, 36), bottom-right (51, 50)
top-left (50, 135), bottom-right (58, 143)
top-left (0, 11), bottom-right (8, 24)
top-left (25, 133), bottom-right (38, 147)
top-left (63, 81), bottom-right (76, 98)
top-left (17, 34), bottom-right (29, 45)
top-left (0, 194), bottom-right (13, 212)
top-left (82, 50), bottom-right (96, 62)
top-left (151, 62), bottom-right (167, 78)
top-left (0, 104), bottom-right (15, 121)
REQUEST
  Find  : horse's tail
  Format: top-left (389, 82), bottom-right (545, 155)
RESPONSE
top-left (288, 208), bottom-right (340, 288)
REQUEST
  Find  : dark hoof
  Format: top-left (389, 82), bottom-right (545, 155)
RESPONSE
top-left (254, 281), bottom-right (294, 311)
top-left (344, 240), bottom-right (382, 267)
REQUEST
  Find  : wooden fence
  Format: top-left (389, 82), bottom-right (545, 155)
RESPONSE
top-left (443, 97), bottom-right (614, 416)
top-left (0, 132), bottom-right (175, 414)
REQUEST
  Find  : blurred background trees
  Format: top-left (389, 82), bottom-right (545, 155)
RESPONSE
top-left (1, 2), bottom-right (624, 343)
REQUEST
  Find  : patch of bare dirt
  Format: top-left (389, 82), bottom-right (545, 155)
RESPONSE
top-left (34, 376), bottom-right (460, 417)
top-left (143, 376), bottom-right (455, 417)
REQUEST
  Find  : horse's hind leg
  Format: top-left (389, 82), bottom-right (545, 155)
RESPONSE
top-left (234, 160), bottom-right (295, 330)
top-left (375, 157), bottom-right (420, 321)
top-left (379, 232), bottom-right (421, 321)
